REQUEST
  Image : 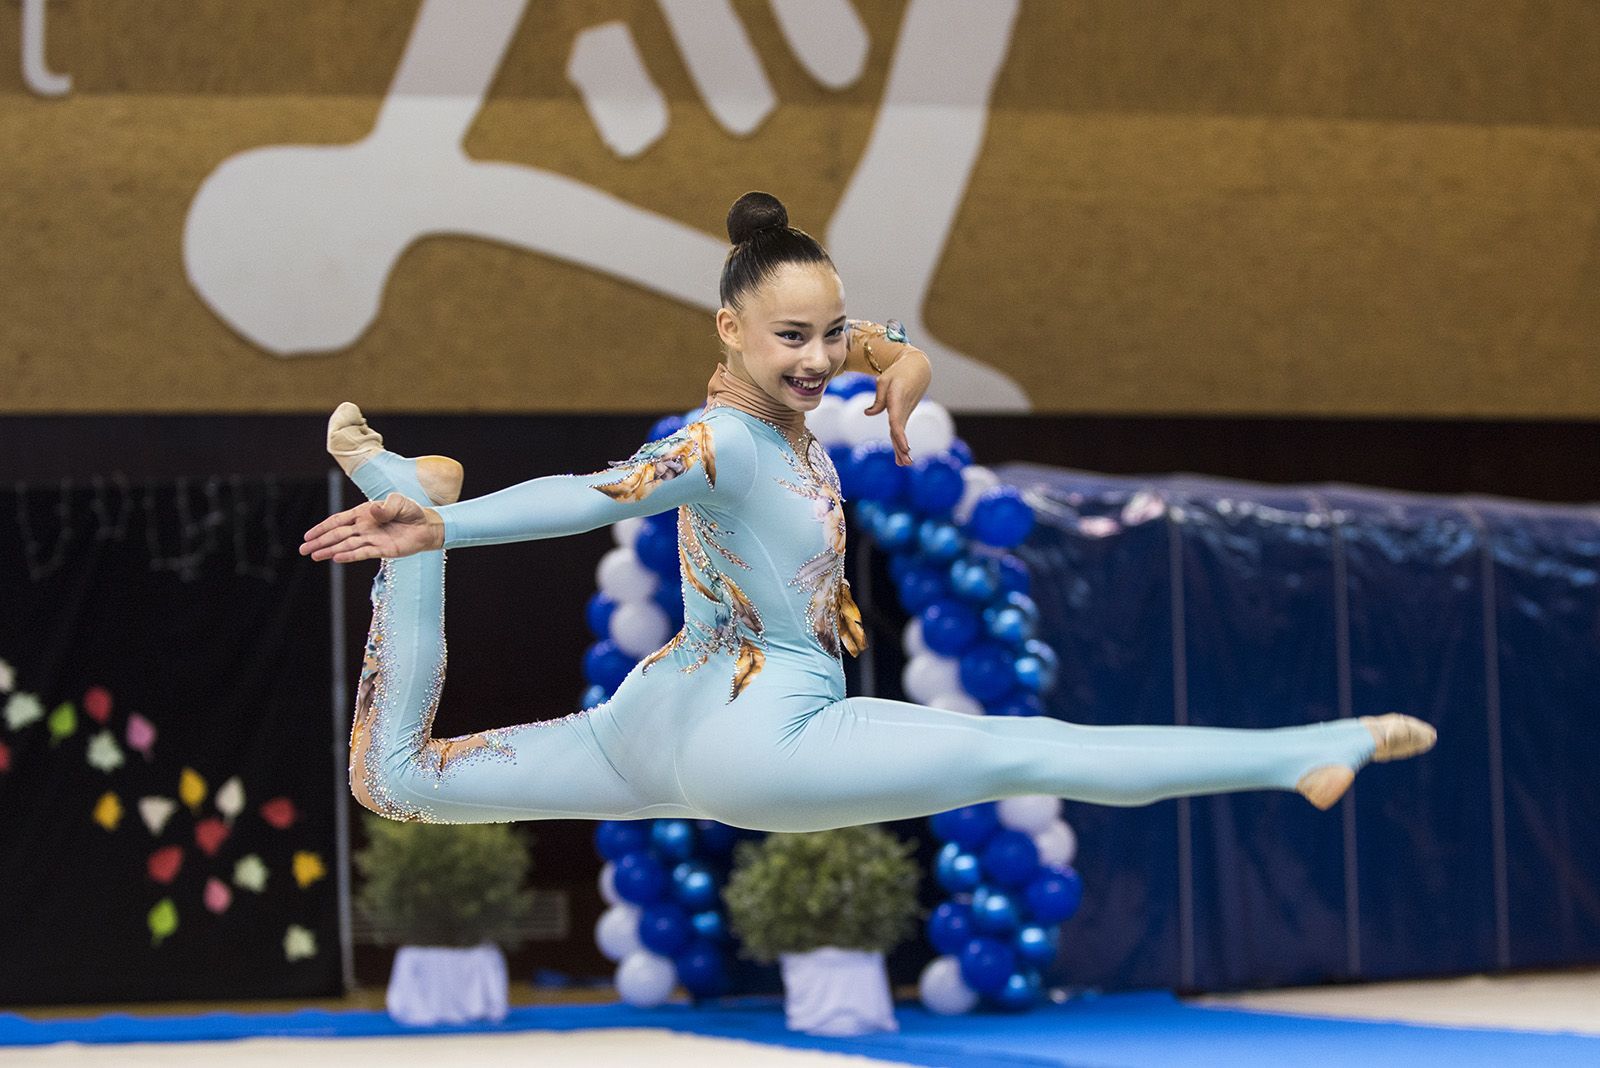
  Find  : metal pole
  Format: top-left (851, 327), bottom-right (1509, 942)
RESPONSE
top-left (327, 470), bottom-right (355, 992)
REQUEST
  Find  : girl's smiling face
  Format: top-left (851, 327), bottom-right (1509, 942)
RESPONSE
top-left (716, 261), bottom-right (849, 412)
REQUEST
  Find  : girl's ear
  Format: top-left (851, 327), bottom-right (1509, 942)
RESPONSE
top-left (715, 307), bottom-right (742, 352)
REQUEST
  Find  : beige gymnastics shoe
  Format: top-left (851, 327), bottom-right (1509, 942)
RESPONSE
top-left (1296, 714), bottom-right (1437, 810)
top-left (326, 402), bottom-right (464, 506)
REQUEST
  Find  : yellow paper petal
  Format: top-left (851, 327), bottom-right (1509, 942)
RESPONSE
top-left (92, 791), bottom-right (122, 832)
top-left (178, 767), bottom-right (207, 812)
top-left (292, 850), bottom-right (326, 889)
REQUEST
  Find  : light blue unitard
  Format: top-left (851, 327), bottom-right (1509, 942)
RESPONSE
top-left (345, 404), bottom-right (1377, 830)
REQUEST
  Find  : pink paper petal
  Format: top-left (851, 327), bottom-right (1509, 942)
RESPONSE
top-left (203, 877), bottom-right (232, 915)
top-left (126, 713), bottom-right (157, 760)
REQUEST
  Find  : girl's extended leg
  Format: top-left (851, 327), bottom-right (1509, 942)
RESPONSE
top-left (680, 695), bottom-right (1420, 833)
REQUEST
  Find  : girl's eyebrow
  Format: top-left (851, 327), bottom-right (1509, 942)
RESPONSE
top-left (771, 316), bottom-right (849, 328)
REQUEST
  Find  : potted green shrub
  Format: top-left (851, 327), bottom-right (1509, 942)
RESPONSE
top-left (355, 814), bottom-right (536, 1026)
top-left (724, 825), bottom-right (921, 1036)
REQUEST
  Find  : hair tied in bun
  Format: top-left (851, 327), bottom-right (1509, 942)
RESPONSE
top-left (726, 191), bottom-right (789, 245)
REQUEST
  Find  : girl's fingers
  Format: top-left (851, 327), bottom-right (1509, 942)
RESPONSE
top-left (302, 504), bottom-right (366, 542)
top-left (300, 522), bottom-right (361, 556)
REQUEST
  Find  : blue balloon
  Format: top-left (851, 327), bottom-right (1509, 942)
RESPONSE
top-left (908, 455), bottom-right (965, 516)
top-left (654, 583), bottom-right (684, 627)
top-left (917, 519), bottom-right (965, 560)
top-left (672, 861), bottom-right (718, 910)
top-left (691, 909), bottom-right (727, 942)
top-left (633, 521), bottom-right (679, 576)
top-left (887, 551), bottom-right (919, 584)
top-left (968, 488), bottom-right (1036, 549)
top-left (987, 693), bottom-right (1044, 718)
top-left (584, 640), bottom-right (633, 690)
top-left (580, 683), bottom-right (609, 710)
top-left (1022, 639), bottom-right (1059, 671)
top-left (673, 940), bottom-right (726, 997)
top-left (1014, 924), bottom-right (1057, 965)
top-left (996, 556), bottom-right (1032, 596)
top-left (982, 830), bottom-right (1041, 888)
top-left (896, 563), bottom-right (949, 613)
top-left (639, 902), bottom-right (692, 955)
top-left (972, 888), bottom-right (1021, 935)
top-left (585, 592), bottom-right (617, 639)
top-left (651, 819), bottom-right (695, 861)
top-left (854, 499), bottom-right (886, 536)
top-left (959, 937), bottom-right (1017, 995)
top-left (935, 842), bottom-right (983, 893)
top-left (595, 821), bottom-right (648, 861)
top-left (943, 802), bottom-right (1000, 850)
top-left (949, 557), bottom-right (1001, 602)
top-left (1002, 591), bottom-right (1040, 624)
top-left (876, 509), bottom-right (917, 551)
top-left (614, 851), bottom-right (668, 904)
top-left (947, 438), bottom-right (974, 467)
top-left (851, 442), bottom-right (907, 503)
top-left (992, 967), bottom-right (1042, 1010)
top-left (959, 642), bottom-right (1016, 702)
top-left (1013, 640), bottom-right (1060, 696)
top-left (927, 901), bottom-right (976, 955)
top-left (829, 445), bottom-right (860, 498)
top-left (648, 414), bottom-right (686, 441)
top-left (921, 599), bottom-right (981, 656)
top-left (1025, 866), bottom-right (1084, 924)
top-left (827, 372), bottom-right (877, 398)
top-left (983, 605), bottom-right (1036, 646)
top-left (694, 820), bottom-right (737, 856)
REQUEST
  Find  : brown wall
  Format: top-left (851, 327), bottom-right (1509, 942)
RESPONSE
top-left (2, 0), bottom-right (1598, 417)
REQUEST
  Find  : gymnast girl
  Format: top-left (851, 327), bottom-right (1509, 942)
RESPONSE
top-left (299, 191), bottom-right (1435, 831)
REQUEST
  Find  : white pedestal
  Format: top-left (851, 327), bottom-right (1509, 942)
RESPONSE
top-left (386, 943), bottom-right (509, 1027)
top-left (778, 947), bottom-right (899, 1036)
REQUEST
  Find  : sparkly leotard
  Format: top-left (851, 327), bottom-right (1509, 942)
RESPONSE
top-left (345, 335), bottom-right (1377, 829)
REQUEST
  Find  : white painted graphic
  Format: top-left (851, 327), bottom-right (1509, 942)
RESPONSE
top-left (183, 0), bottom-right (1028, 410)
top-left (21, 0), bottom-right (71, 98)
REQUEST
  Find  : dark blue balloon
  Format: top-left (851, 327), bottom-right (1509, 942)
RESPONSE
top-left (827, 372), bottom-right (877, 398)
top-left (927, 901), bottom-right (976, 955)
top-left (851, 442), bottom-right (907, 503)
top-left (673, 940), bottom-right (727, 997)
top-left (614, 851), bottom-right (667, 904)
top-left (634, 521), bottom-right (679, 576)
top-left (580, 683), bottom-right (609, 710)
top-left (876, 509), bottom-right (917, 551)
top-left (992, 967), bottom-right (1042, 1010)
top-left (595, 821), bottom-right (649, 861)
top-left (648, 414), bottom-right (686, 441)
top-left (829, 445), bottom-right (860, 498)
top-left (691, 909), bottom-right (727, 942)
top-left (987, 693), bottom-right (1044, 718)
top-left (655, 583), bottom-right (684, 627)
top-left (959, 642), bottom-right (1016, 702)
top-left (983, 605), bottom-right (1036, 646)
top-left (672, 861), bottom-right (718, 910)
top-left (949, 557), bottom-right (1001, 602)
top-left (584, 640), bottom-right (634, 690)
top-left (854, 500), bottom-right (886, 536)
top-left (694, 820), bottom-right (737, 856)
top-left (958, 937), bottom-right (1017, 995)
top-left (996, 556), bottom-right (1031, 596)
top-left (908, 455), bottom-right (965, 516)
top-left (982, 830), bottom-right (1041, 888)
top-left (1002, 590), bottom-right (1040, 624)
top-left (1013, 641), bottom-right (1060, 696)
top-left (896, 563), bottom-right (949, 614)
top-left (944, 802), bottom-right (1001, 850)
top-left (1014, 924), bottom-right (1057, 965)
top-left (917, 519), bottom-right (965, 560)
top-left (921, 599), bottom-right (981, 656)
top-left (968, 488), bottom-right (1035, 549)
top-left (639, 902), bottom-right (692, 955)
top-left (585, 592), bottom-right (617, 639)
top-left (972, 889), bottom-right (1021, 934)
top-left (936, 842), bottom-right (982, 893)
top-left (651, 819), bottom-right (695, 861)
top-left (1025, 866), bottom-right (1084, 924)
top-left (947, 438), bottom-right (974, 467)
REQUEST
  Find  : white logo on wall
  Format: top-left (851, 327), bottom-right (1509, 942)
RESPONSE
top-left (184, 0), bottom-right (1028, 411)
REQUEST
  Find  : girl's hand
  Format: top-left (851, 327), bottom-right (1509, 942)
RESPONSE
top-left (299, 492), bottom-right (444, 562)
top-left (863, 349), bottom-right (933, 465)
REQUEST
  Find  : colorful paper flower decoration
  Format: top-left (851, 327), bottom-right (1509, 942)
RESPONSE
top-left (147, 844), bottom-right (184, 884)
top-left (148, 898), bottom-right (178, 945)
top-left (260, 797), bottom-right (297, 830)
top-left (87, 730), bottom-right (125, 773)
top-left (283, 925), bottom-right (317, 962)
top-left (93, 791), bottom-right (123, 831)
top-left (139, 796), bottom-right (177, 836)
top-left (203, 877), bottom-right (232, 915)
top-left (215, 777), bottom-right (245, 822)
top-left (83, 686), bottom-right (112, 723)
top-left (5, 692), bottom-right (43, 730)
top-left (125, 713), bottom-right (157, 760)
top-left (233, 854), bottom-right (268, 893)
top-left (178, 767), bottom-right (207, 812)
top-left (46, 701), bottom-right (76, 745)
top-left (292, 851), bottom-right (326, 889)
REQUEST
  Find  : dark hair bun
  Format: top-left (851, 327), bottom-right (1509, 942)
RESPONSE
top-left (726, 191), bottom-right (789, 245)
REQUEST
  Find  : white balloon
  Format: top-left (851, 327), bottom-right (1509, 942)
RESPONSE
top-left (612, 515), bottom-right (644, 549)
top-left (835, 396), bottom-right (890, 448)
top-left (905, 400), bottom-right (956, 457)
top-left (596, 547), bottom-right (658, 603)
top-left (1033, 819), bottom-right (1078, 869)
top-left (918, 955), bottom-right (979, 1015)
top-left (595, 904), bottom-right (643, 963)
top-left (610, 601), bottom-right (671, 658)
top-left (805, 394), bottom-right (849, 448)
top-left (902, 654), bottom-right (961, 705)
top-left (616, 950), bottom-right (677, 1007)
top-left (953, 465), bottom-right (1000, 525)
top-left (929, 690), bottom-right (985, 716)
top-left (598, 862), bottom-right (621, 906)
top-left (902, 618), bottom-right (928, 658)
top-left (998, 795), bottom-right (1062, 836)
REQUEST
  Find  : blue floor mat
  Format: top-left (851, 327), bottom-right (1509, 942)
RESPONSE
top-left (3, 991), bottom-right (1597, 1067)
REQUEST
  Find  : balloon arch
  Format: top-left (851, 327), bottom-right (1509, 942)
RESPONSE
top-left (582, 373), bottom-right (1083, 1012)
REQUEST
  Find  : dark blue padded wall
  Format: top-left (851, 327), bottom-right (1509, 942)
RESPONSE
top-left (1000, 464), bottom-right (1600, 992)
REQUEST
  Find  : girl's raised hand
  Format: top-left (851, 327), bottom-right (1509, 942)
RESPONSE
top-left (299, 492), bottom-right (444, 563)
top-left (862, 349), bottom-right (934, 466)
